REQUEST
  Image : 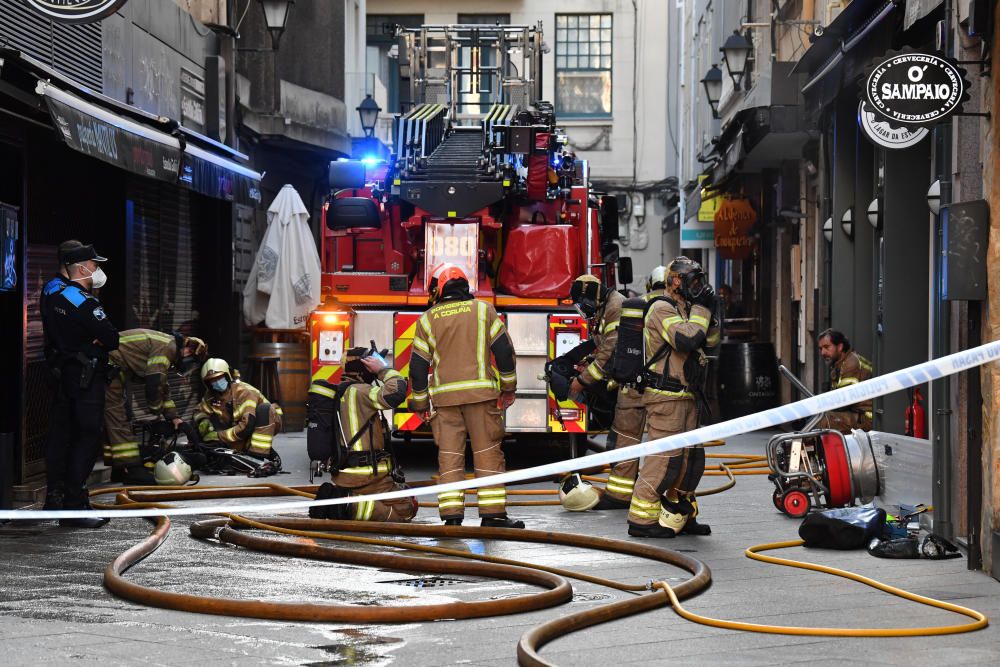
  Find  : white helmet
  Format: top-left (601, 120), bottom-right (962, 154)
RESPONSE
top-left (154, 451), bottom-right (193, 485)
top-left (559, 473), bottom-right (601, 512)
top-left (646, 265), bottom-right (667, 292)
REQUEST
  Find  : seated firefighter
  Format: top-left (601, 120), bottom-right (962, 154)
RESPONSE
top-left (817, 329), bottom-right (873, 433)
top-left (307, 347), bottom-right (417, 522)
top-left (104, 330), bottom-right (207, 484)
top-left (194, 358), bottom-right (283, 457)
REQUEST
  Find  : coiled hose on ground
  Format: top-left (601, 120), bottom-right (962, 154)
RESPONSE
top-left (90, 450), bottom-right (987, 667)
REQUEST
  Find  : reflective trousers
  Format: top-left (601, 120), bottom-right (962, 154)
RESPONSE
top-left (628, 399), bottom-right (699, 526)
top-left (199, 404), bottom-right (282, 456)
top-left (344, 474), bottom-right (418, 523)
top-left (430, 400), bottom-right (508, 520)
top-left (104, 373), bottom-right (140, 467)
top-left (603, 389), bottom-right (646, 503)
top-left (44, 363), bottom-right (106, 509)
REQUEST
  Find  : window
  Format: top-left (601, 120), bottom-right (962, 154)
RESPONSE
top-left (555, 14), bottom-right (612, 117)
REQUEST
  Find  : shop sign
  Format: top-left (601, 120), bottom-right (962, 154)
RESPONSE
top-left (714, 198), bottom-right (757, 261)
top-left (863, 50), bottom-right (968, 127)
top-left (857, 101), bottom-right (928, 150)
top-left (681, 176), bottom-right (716, 249)
top-left (22, 0), bottom-right (128, 23)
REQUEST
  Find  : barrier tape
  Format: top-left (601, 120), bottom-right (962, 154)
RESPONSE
top-left (3, 341), bottom-right (999, 520)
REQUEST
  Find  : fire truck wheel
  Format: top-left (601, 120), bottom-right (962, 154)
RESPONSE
top-left (781, 490), bottom-right (810, 518)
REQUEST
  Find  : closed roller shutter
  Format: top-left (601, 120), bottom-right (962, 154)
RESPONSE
top-left (0, 4), bottom-right (103, 91)
top-left (126, 177), bottom-right (203, 423)
top-left (22, 244), bottom-right (58, 477)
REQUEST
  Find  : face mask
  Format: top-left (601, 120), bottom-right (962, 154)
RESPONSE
top-left (74, 263), bottom-right (107, 289)
top-left (209, 377), bottom-right (229, 393)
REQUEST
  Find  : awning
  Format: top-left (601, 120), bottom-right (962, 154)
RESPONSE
top-left (21, 51), bottom-right (262, 207)
top-left (704, 106), bottom-right (815, 189)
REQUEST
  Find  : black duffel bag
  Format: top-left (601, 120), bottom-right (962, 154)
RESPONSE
top-left (798, 505), bottom-right (886, 550)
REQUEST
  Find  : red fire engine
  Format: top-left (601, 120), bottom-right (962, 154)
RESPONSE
top-left (309, 24), bottom-right (627, 454)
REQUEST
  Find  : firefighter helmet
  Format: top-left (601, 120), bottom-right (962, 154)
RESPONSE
top-left (200, 358), bottom-right (233, 384)
top-left (559, 473), bottom-right (601, 512)
top-left (154, 451), bottom-right (193, 485)
top-left (646, 265), bottom-right (667, 292)
top-left (186, 336), bottom-right (208, 361)
top-left (428, 263), bottom-right (469, 304)
top-left (569, 274), bottom-right (605, 319)
top-left (667, 256), bottom-right (709, 301)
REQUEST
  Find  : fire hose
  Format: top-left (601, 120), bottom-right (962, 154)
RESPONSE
top-left (90, 453), bottom-right (986, 667)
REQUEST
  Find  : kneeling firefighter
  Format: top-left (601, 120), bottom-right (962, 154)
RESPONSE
top-left (104, 329), bottom-right (207, 484)
top-left (307, 346), bottom-right (417, 522)
top-left (613, 257), bottom-right (720, 538)
top-left (194, 359), bottom-right (283, 458)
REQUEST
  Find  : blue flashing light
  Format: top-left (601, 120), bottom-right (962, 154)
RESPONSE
top-left (361, 156), bottom-right (381, 166)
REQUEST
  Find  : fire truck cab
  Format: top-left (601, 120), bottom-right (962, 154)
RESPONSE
top-left (310, 23), bottom-right (627, 454)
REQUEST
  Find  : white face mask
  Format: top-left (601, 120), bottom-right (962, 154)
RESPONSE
top-left (74, 263), bottom-right (107, 289)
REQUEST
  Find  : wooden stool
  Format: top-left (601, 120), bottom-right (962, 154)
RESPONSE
top-left (248, 354), bottom-right (283, 406)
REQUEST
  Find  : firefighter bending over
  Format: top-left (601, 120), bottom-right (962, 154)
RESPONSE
top-left (409, 263), bottom-right (524, 528)
top-left (194, 358), bottom-right (283, 457)
top-left (308, 347), bottom-right (417, 522)
top-left (817, 329), bottom-right (873, 433)
top-left (104, 329), bottom-right (207, 484)
top-left (629, 257), bottom-right (720, 538)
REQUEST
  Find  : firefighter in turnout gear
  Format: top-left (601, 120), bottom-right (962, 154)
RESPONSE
top-left (308, 347), bottom-right (417, 522)
top-left (817, 329), bottom-right (873, 433)
top-left (628, 257), bottom-right (721, 538)
top-left (409, 263), bottom-right (524, 528)
top-left (39, 241), bottom-right (119, 528)
top-left (194, 358), bottom-right (283, 457)
top-left (104, 330), bottom-right (208, 484)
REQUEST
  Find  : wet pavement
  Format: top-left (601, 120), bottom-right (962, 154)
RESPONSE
top-left (2, 430), bottom-right (1000, 666)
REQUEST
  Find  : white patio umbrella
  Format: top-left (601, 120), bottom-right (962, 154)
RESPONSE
top-left (242, 184), bottom-right (322, 329)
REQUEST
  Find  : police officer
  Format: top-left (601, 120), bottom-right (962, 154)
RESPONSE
top-left (105, 329), bottom-right (208, 484)
top-left (817, 329), bottom-right (873, 433)
top-left (628, 257), bottom-right (720, 538)
top-left (309, 347), bottom-right (417, 522)
top-left (194, 358), bottom-right (282, 457)
top-left (409, 263), bottom-right (523, 528)
top-left (40, 240), bottom-right (119, 528)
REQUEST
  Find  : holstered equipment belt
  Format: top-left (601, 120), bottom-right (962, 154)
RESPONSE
top-left (644, 371), bottom-right (687, 393)
top-left (343, 449), bottom-right (392, 468)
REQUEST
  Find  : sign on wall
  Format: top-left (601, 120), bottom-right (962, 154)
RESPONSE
top-left (857, 101), bottom-right (929, 150)
top-left (714, 198), bottom-right (758, 261)
top-left (863, 50), bottom-right (969, 127)
top-left (22, 0), bottom-right (127, 24)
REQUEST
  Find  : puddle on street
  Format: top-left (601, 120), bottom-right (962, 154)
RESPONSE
top-left (306, 628), bottom-right (404, 666)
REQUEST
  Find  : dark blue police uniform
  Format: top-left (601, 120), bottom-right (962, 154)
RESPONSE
top-left (40, 273), bottom-right (119, 515)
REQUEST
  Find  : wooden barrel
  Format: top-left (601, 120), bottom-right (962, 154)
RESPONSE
top-left (716, 342), bottom-right (780, 420)
top-left (253, 337), bottom-right (310, 432)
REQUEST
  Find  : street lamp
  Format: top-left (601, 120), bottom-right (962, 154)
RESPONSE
top-left (720, 31), bottom-right (752, 88)
top-left (356, 95), bottom-right (382, 138)
top-left (840, 207), bottom-right (853, 238)
top-left (700, 65), bottom-right (723, 118)
top-left (260, 0), bottom-right (294, 50)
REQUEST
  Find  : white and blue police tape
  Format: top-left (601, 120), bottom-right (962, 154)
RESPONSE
top-left (3, 341), bottom-right (999, 520)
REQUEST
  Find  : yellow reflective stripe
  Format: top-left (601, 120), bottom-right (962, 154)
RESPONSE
top-left (489, 318), bottom-right (503, 339)
top-left (586, 362), bottom-right (604, 381)
top-left (707, 330), bottom-right (721, 346)
top-left (368, 386), bottom-right (382, 405)
top-left (477, 301), bottom-right (487, 380)
top-left (606, 483), bottom-right (634, 495)
top-left (429, 379), bottom-right (497, 396)
top-left (478, 498), bottom-right (507, 506)
top-left (342, 462), bottom-right (392, 476)
top-left (603, 320), bottom-right (620, 334)
top-left (234, 399), bottom-right (257, 418)
top-left (346, 386), bottom-right (360, 448)
top-left (863, 411), bottom-right (873, 419)
top-left (162, 400), bottom-right (176, 410)
top-left (478, 488), bottom-right (506, 497)
top-left (835, 378), bottom-right (859, 388)
top-left (645, 387), bottom-right (694, 399)
top-left (111, 442), bottom-right (140, 452)
top-left (355, 500), bottom-right (374, 521)
top-left (411, 390), bottom-right (428, 402)
top-left (499, 370), bottom-right (517, 383)
top-left (147, 355), bottom-right (170, 368)
top-left (607, 475), bottom-right (634, 489)
top-left (384, 369), bottom-right (403, 381)
top-left (413, 336), bottom-right (430, 355)
top-left (438, 491), bottom-right (464, 500)
top-left (120, 332), bottom-right (172, 344)
top-left (621, 308), bottom-right (644, 318)
top-left (310, 383), bottom-right (337, 399)
top-left (689, 314), bottom-right (709, 328)
top-left (418, 313), bottom-right (437, 349)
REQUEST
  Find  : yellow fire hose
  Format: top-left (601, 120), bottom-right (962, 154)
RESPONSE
top-left (88, 452), bottom-right (988, 667)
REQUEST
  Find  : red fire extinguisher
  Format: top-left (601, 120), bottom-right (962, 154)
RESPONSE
top-left (904, 387), bottom-right (926, 438)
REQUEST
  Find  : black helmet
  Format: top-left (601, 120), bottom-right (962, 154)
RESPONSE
top-left (569, 274), bottom-right (607, 319)
top-left (667, 257), bottom-right (709, 302)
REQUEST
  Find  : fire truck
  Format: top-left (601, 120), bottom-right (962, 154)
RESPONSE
top-left (309, 23), bottom-right (628, 455)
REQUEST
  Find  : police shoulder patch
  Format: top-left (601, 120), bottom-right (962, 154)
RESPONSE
top-left (61, 285), bottom-right (88, 307)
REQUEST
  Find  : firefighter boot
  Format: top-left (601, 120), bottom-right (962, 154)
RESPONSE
top-left (593, 492), bottom-right (630, 511)
top-left (481, 516), bottom-right (525, 529)
top-left (113, 466), bottom-right (155, 486)
top-left (680, 494), bottom-right (711, 535)
top-left (310, 482), bottom-right (353, 519)
top-left (444, 518), bottom-right (463, 526)
top-left (627, 497), bottom-right (693, 538)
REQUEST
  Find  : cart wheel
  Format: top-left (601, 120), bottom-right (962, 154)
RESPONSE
top-left (771, 490), bottom-right (784, 511)
top-left (782, 490), bottom-right (810, 518)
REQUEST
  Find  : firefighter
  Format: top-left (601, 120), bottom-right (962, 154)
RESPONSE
top-left (628, 257), bottom-right (720, 538)
top-left (309, 347), bottom-right (417, 522)
top-left (817, 329), bottom-right (873, 433)
top-left (104, 329), bottom-right (208, 484)
top-left (594, 265), bottom-right (669, 507)
top-left (408, 263), bottom-right (523, 528)
top-left (40, 241), bottom-right (119, 528)
top-left (194, 358), bottom-right (282, 457)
